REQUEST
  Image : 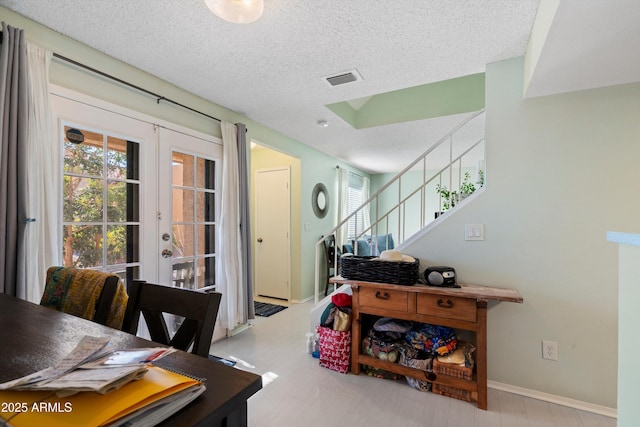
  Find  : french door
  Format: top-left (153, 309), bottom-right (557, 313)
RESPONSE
top-left (51, 89), bottom-right (223, 344)
top-left (157, 128), bottom-right (221, 291)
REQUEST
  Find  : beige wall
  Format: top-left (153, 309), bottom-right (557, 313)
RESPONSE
top-left (402, 56), bottom-right (640, 408)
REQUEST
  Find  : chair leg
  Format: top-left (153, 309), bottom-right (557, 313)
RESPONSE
top-left (324, 267), bottom-right (330, 297)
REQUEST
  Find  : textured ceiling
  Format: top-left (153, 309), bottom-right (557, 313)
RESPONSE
top-left (2, 1), bottom-right (638, 173)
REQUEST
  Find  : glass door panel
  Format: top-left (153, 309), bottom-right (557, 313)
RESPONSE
top-left (158, 128), bottom-right (220, 291)
top-left (170, 152), bottom-right (217, 289)
top-left (62, 125), bottom-right (142, 283)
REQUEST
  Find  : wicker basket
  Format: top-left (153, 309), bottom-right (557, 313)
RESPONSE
top-left (340, 256), bottom-right (420, 285)
top-left (433, 359), bottom-right (473, 380)
top-left (432, 384), bottom-right (477, 402)
top-left (399, 348), bottom-right (433, 392)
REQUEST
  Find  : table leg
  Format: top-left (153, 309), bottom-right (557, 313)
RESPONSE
top-left (220, 402), bottom-right (248, 427)
top-left (351, 287), bottom-right (361, 374)
top-left (476, 300), bottom-right (488, 410)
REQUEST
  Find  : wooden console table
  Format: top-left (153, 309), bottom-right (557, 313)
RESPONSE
top-left (330, 277), bottom-right (523, 410)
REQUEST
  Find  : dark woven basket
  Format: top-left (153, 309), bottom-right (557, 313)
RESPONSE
top-left (340, 256), bottom-right (420, 285)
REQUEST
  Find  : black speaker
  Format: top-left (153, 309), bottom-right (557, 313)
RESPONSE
top-left (423, 266), bottom-right (459, 288)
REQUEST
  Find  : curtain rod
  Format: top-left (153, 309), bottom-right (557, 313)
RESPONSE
top-left (1, 30), bottom-right (222, 123)
top-left (53, 52), bottom-right (222, 123)
top-left (335, 165), bottom-right (364, 178)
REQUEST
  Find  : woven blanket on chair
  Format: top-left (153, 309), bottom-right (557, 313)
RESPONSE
top-left (41, 267), bottom-right (128, 329)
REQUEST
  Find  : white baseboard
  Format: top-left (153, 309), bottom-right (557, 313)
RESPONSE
top-left (226, 322), bottom-right (251, 337)
top-left (488, 380), bottom-right (617, 419)
top-left (291, 295), bottom-right (313, 304)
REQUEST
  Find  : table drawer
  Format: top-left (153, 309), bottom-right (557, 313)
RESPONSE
top-left (416, 294), bottom-right (476, 322)
top-left (359, 287), bottom-right (410, 313)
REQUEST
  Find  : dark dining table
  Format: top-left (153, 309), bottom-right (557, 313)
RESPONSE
top-left (0, 293), bottom-right (262, 426)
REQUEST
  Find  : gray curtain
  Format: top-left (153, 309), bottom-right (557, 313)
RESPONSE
top-left (0, 23), bottom-right (28, 296)
top-left (236, 123), bottom-right (254, 319)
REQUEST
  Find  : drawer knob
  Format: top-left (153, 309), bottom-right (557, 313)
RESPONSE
top-left (437, 298), bottom-right (454, 309)
top-left (375, 291), bottom-right (390, 300)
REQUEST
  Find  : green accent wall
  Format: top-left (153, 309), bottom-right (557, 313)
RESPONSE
top-left (327, 73), bottom-right (485, 129)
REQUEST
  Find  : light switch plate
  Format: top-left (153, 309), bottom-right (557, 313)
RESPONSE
top-left (465, 224), bottom-right (484, 241)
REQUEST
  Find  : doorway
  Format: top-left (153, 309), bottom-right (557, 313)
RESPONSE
top-left (254, 167), bottom-right (291, 300)
top-left (51, 87), bottom-right (225, 342)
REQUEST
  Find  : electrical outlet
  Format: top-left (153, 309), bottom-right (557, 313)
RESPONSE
top-left (542, 340), bottom-right (558, 360)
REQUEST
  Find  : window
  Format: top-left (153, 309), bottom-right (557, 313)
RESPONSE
top-left (347, 175), bottom-right (366, 239)
top-left (62, 125), bottom-right (140, 282)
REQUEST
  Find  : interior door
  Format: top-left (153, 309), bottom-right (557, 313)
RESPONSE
top-left (255, 167), bottom-right (291, 300)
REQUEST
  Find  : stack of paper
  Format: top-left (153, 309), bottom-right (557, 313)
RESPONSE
top-left (0, 336), bottom-right (205, 427)
top-left (0, 336), bottom-right (175, 395)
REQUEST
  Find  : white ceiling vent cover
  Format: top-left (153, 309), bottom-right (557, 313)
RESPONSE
top-left (324, 69), bottom-right (363, 87)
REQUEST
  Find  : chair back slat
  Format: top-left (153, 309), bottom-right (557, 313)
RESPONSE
top-left (122, 280), bottom-right (222, 358)
top-left (170, 318), bottom-right (199, 351)
top-left (93, 276), bottom-right (120, 325)
top-left (140, 308), bottom-right (172, 346)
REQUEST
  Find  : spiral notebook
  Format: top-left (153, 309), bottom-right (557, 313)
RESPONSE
top-left (0, 365), bottom-right (205, 427)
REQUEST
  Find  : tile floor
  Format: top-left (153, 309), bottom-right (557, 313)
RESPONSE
top-left (209, 298), bottom-right (616, 427)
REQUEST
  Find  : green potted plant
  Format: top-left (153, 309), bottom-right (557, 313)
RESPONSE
top-left (458, 172), bottom-right (476, 202)
top-left (435, 184), bottom-right (456, 218)
top-left (435, 171), bottom-right (484, 217)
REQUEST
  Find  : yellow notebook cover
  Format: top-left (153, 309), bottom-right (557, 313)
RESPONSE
top-left (0, 365), bottom-right (202, 427)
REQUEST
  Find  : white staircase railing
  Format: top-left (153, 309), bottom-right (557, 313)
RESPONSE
top-left (314, 110), bottom-right (486, 303)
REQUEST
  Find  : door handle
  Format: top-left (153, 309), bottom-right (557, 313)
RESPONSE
top-left (257, 238), bottom-right (263, 243)
top-left (162, 249), bottom-right (173, 258)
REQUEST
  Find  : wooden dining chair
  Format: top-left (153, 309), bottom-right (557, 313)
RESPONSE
top-left (322, 234), bottom-right (341, 296)
top-left (40, 266), bottom-right (128, 329)
top-left (122, 280), bottom-right (222, 358)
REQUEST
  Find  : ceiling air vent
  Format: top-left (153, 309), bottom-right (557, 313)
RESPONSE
top-left (324, 69), bottom-right (362, 87)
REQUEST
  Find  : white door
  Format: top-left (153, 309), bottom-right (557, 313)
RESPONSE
top-left (51, 91), bottom-right (158, 282)
top-left (255, 167), bottom-right (291, 300)
top-left (157, 127), bottom-right (221, 288)
top-left (157, 128), bottom-right (224, 342)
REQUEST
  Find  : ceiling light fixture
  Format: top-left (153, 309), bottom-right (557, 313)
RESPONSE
top-left (204, 0), bottom-right (264, 24)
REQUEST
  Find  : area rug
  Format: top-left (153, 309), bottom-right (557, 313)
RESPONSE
top-left (254, 301), bottom-right (288, 317)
